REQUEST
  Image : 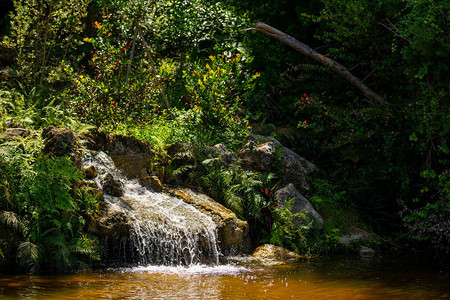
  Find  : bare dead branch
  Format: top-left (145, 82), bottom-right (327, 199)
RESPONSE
top-left (248, 22), bottom-right (386, 106)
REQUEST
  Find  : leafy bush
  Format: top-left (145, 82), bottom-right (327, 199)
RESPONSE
top-left (261, 199), bottom-right (313, 254)
top-left (182, 53), bottom-right (257, 148)
top-left (64, 15), bottom-right (161, 129)
top-left (0, 138), bottom-right (100, 273)
top-left (310, 178), bottom-right (361, 235)
top-left (2, 0), bottom-right (90, 87)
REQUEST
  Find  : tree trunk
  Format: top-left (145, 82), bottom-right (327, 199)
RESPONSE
top-left (125, 26), bottom-right (137, 85)
top-left (248, 22), bottom-right (386, 106)
top-left (137, 26), bottom-right (171, 112)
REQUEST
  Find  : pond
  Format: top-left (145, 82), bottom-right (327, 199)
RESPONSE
top-left (0, 255), bottom-right (448, 299)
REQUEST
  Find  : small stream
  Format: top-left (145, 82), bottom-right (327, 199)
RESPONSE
top-left (0, 256), bottom-right (448, 299)
top-left (2, 151), bottom-right (447, 299)
top-left (82, 151), bottom-right (220, 265)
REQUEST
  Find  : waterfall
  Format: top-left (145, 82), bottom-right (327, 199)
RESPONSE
top-left (82, 151), bottom-right (220, 266)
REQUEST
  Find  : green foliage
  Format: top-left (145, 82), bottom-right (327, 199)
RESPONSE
top-left (0, 138), bottom-right (100, 273)
top-left (0, 87), bottom-right (67, 129)
top-left (140, 0), bottom-right (246, 54)
top-left (64, 15), bottom-right (161, 129)
top-left (199, 156), bottom-right (264, 221)
top-left (2, 0), bottom-right (90, 87)
top-left (400, 169), bottom-right (449, 248)
top-left (182, 53), bottom-right (256, 148)
top-left (310, 178), bottom-right (362, 234)
top-left (282, 0), bottom-right (449, 250)
top-left (261, 199), bottom-right (313, 254)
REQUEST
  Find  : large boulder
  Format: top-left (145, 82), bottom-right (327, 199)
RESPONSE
top-left (210, 143), bottom-right (234, 165)
top-left (86, 201), bottom-right (130, 237)
top-left (252, 244), bottom-right (302, 264)
top-left (237, 142), bottom-right (276, 172)
top-left (168, 187), bottom-right (250, 250)
top-left (102, 173), bottom-right (124, 197)
top-left (138, 175), bottom-right (163, 193)
top-left (274, 183), bottom-right (323, 228)
top-left (42, 126), bottom-right (81, 168)
top-left (80, 131), bottom-right (155, 179)
top-left (243, 134), bottom-right (318, 192)
top-left (1, 128), bottom-right (35, 142)
top-left (42, 126), bottom-right (77, 156)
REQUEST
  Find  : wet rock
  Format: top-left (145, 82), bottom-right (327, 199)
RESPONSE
top-left (1, 128), bottom-right (34, 142)
top-left (86, 202), bottom-right (130, 237)
top-left (252, 244), bottom-right (302, 262)
top-left (168, 187), bottom-right (250, 250)
top-left (237, 142), bottom-right (276, 172)
top-left (210, 143), bottom-right (234, 165)
top-left (359, 246), bottom-right (375, 257)
top-left (42, 126), bottom-right (77, 157)
top-left (139, 175), bottom-right (163, 193)
top-left (80, 131), bottom-right (155, 179)
top-left (102, 173), bottom-right (124, 197)
top-left (83, 165), bottom-right (98, 179)
top-left (274, 183), bottom-right (323, 228)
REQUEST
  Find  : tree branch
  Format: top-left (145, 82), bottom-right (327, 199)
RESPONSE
top-left (248, 22), bottom-right (386, 106)
top-left (125, 26), bottom-right (137, 85)
top-left (137, 25), bottom-right (171, 112)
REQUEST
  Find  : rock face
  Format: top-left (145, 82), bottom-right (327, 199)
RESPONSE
top-left (1, 128), bottom-right (35, 142)
top-left (102, 173), bottom-right (124, 197)
top-left (237, 142), bottom-right (276, 172)
top-left (274, 183), bottom-right (323, 228)
top-left (241, 134), bottom-right (318, 193)
top-left (86, 202), bottom-right (130, 237)
top-left (80, 131), bottom-right (155, 179)
top-left (168, 187), bottom-right (250, 250)
top-left (252, 244), bottom-right (302, 262)
top-left (210, 143), bottom-right (234, 165)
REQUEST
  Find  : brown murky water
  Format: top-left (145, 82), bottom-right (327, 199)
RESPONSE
top-left (0, 256), bottom-right (448, 299)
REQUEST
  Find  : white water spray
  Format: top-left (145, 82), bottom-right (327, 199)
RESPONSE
top-left (82, 151), bottom-right (220, 266)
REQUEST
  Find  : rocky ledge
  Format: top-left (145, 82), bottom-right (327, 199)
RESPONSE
top-left (168, 187), bottom-right (250, 251)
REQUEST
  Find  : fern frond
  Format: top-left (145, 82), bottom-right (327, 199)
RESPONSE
top-left (17, 241), bottom-right (42, 273)
top-left (70, 235), bottom-right (100, 261)
top-left (0, 210), bottom-right (28, 235)
top-left (43, 231), bottom-right (71, 268)
top-left (201, 157), bottom-right (220, 166)
top-left (224, 190), bottom-right (244, 217)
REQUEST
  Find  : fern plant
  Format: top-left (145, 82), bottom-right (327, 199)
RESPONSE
top-left (0, 138), bottom-right (101, 273)
top-left (200, 157), bottom-right (264, 221)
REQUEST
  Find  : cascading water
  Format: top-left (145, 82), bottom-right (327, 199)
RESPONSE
top-left (82, 151), bottom-right (220, 266)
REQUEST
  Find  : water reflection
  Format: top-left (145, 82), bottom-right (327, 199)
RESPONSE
top-left (0, 256), bottom-right (448, 299)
